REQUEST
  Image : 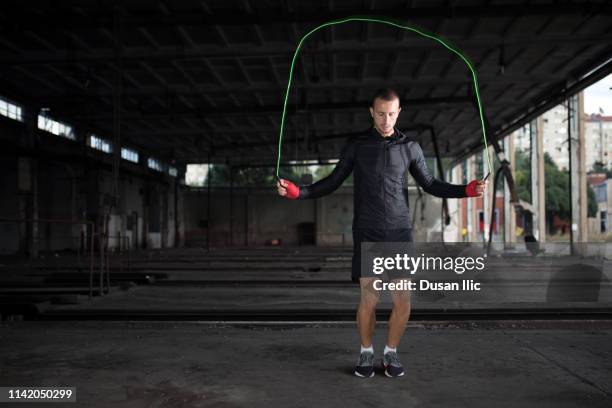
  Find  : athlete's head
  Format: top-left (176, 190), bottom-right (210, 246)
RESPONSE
top-left (369, 88), bottom-right (401, 137)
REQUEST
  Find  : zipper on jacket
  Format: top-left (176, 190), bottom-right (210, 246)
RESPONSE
top-left (383, 140), bottom-right (387, 230)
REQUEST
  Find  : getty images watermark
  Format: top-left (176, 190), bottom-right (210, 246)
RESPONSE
top-left (360, 242), bottom-right (487, 292)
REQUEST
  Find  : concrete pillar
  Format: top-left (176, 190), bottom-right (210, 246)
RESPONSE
top-left (455, 163), bottom-right (465, 242)
top-left (17, 157), bottom-right (38, 257)
top-left (168, 180), bottom-right (177, 248)
top-left (162, 187), bottom-right (169, 248)
top-left (169, 177), bottom-right (178, 248)
top-left (468, 156), bottom-right (478, 241)
top-left (315, 196), bottom-right (324, 245)
top-left (503, 134), bottom-right (516, 246)
top-left (579, 93), bottom-right (588, 243)
top-left (530, 117), bottom-right (546, 242)
top-left (19, 106), bottom-right (39, 258)
top-left (568, 92), bottom-right (588, 246)
top-left (445, 165), bottom-right (460, 242)
top-left (244, 189), bottom-right (246, 247)
top-left (482, 149), bottom-right (490, 241)
top-left (176, 180), bottom-right (184, 248)
top-left (85, 167), bottom-right (101, 250)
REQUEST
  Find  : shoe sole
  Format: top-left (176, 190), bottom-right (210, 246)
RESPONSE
top-left (354, 370), bottom-right (375, 378)
top-left (383, 364), bottom-right (405, 378)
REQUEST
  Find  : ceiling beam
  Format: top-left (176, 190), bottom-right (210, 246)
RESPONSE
top-left (2, 33), bottom-right (611, 66)
top-left (54, 96), bottom-right (471, 121)
top-left (15, 72), bottom-right (577, 105)
top-left (2, 4), bottom-right (610, 32)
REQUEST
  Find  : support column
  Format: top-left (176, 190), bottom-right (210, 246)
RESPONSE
top-left (176, 176), bottom-right (185, 248)
top-left (530, 118), bottom-right (546, 242)
top-left (315, 196), bottom-right (324, 245)
top-left (19, 106), bottom-right (39, 258)
top-left (468, 156), bottom-right (478, 241)
top-left (482, 149), bottom-right (490, 242)
top-left (229, 166), bottom-right (234, 247)
top-left (244, 191), bottom-right (249, 247)
top-left (18, 157), bottom-right (38, 257)
top-left (455, 163), bottom-right (465, 242)
top-left (537, 116), bottom-right (546, 242)
top-left (206, 159), bottom-right (211, 251)
top-left (503, 134), bottom-right (516, 246)
top-left (568, 92), bottom-right (588, 248)
top-left (579, 93), bottom-right (588, 243)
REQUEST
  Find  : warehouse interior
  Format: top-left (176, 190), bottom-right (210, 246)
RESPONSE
top-left (1, 1), bottom-right (611, 407)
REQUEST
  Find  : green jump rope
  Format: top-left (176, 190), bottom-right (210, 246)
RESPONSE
top-left (275, 16), bottom-right (493, 184)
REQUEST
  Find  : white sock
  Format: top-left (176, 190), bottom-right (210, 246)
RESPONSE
top-left (384, 345), bottom-right (397, 355)
top-left (360, 345), bottom-right (374, 354)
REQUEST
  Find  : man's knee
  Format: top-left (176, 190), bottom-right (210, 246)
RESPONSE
top-left (360, 295), bottom-right (380, 309)
top-left (390, 281), bottom-right (411, 308)
top-left (359, 277), bottom-right (380, 308)
top-left (391, 294), bottom-right (410, 311)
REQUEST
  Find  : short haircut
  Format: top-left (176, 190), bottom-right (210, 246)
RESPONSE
top-left (371, 88), bottom-right (400, 107)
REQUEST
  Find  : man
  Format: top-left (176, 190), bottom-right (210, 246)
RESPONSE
top-left (277, 88), bottom-right (486, 378)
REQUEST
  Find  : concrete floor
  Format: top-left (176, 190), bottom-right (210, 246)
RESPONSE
top-left (1, 320), bottom-right (611, 407)
top-left (2, 246), bottom-right (611, 407)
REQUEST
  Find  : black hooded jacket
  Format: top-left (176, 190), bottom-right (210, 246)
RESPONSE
top-left (298, 127), bottom-right (468, 229)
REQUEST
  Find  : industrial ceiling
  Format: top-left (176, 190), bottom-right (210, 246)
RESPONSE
top-left (1, 0), bottom-right (611, 166)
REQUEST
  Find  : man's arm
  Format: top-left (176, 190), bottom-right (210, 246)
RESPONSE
top-left (299, 140), bottom-right (355, 199)
top-left (278, 139), bottom-right (355, 200)
top-left (408, 142), bottom-right (468, 198)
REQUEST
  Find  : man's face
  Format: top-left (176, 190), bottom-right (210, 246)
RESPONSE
top-left (369, 97), bottom-right (401, 137)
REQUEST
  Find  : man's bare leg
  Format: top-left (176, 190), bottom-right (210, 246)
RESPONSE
top-left (386, 280), bottom-right (411, 348)
top-left (357, 277), bottom-right (379, 347)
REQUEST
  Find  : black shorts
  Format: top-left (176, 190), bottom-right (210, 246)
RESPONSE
top-left (351, 228), bottom-right (414, 282)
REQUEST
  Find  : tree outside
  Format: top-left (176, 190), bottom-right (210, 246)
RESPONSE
top-left (514, 150), bottom-right (598, 237)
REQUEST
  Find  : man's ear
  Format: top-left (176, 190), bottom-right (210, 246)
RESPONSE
top-left (369, 107), bottom-right (374, 118)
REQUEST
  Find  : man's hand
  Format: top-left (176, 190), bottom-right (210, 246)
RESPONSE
top-left (465, 179), bottom-right (488, 198)
top-left (277, 178), bottom-right (300, 199)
